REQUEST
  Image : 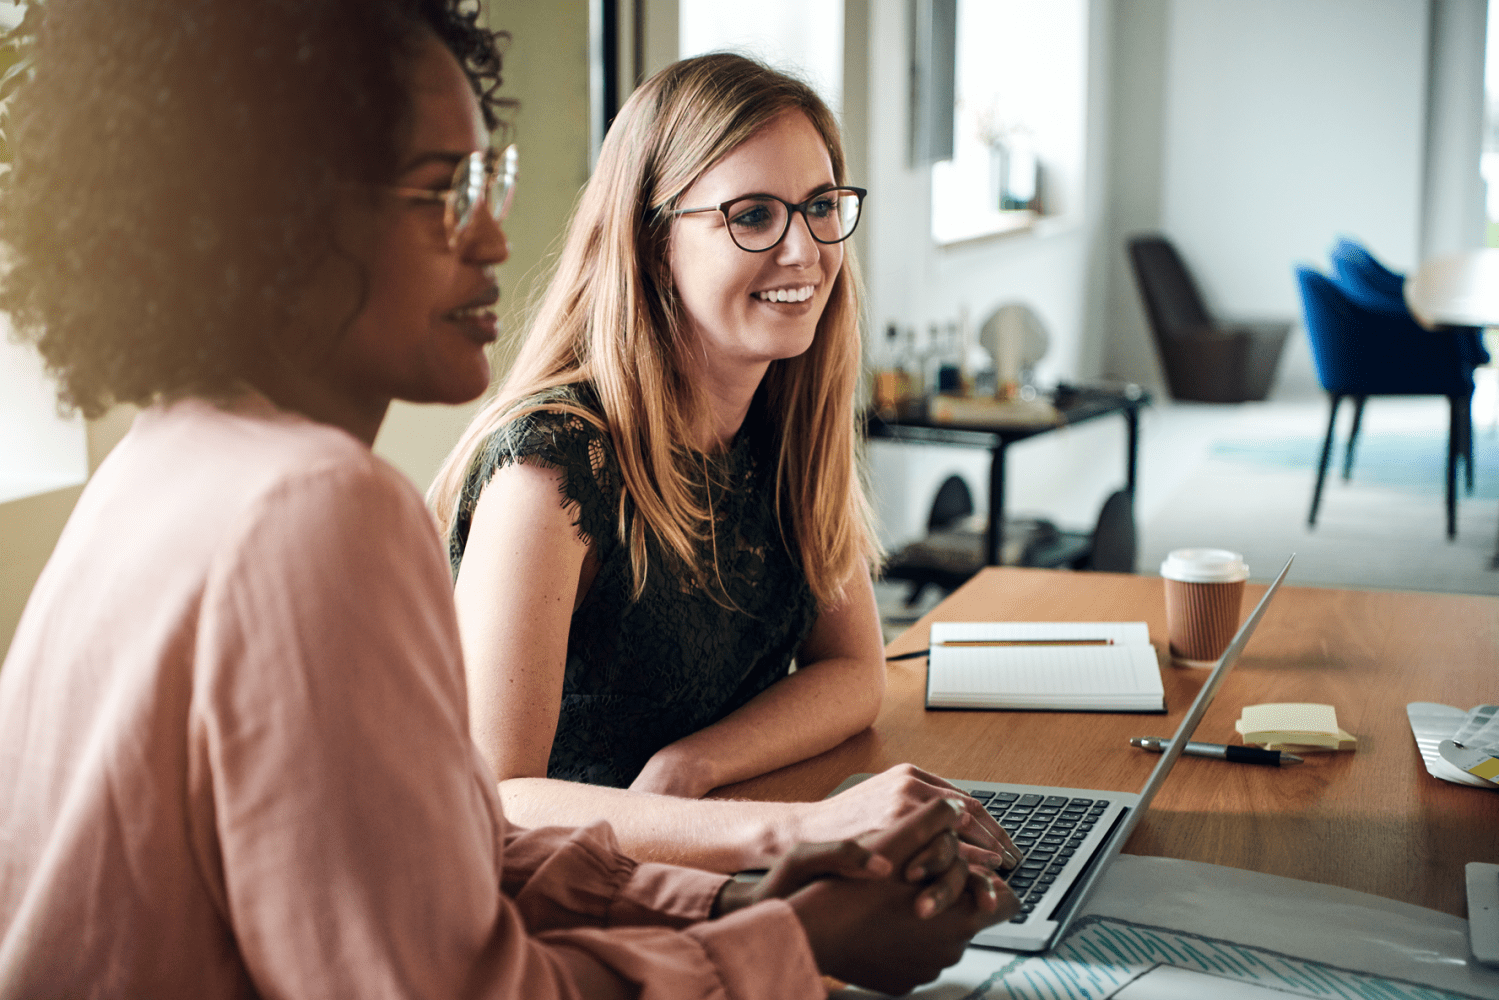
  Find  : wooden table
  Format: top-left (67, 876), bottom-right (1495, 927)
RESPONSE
top-left (1405, 248), bottom-right (1499, 330)
top-left (721, 568), bottom-right (1499, 918)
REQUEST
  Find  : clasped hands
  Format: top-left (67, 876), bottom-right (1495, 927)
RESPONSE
top-left (713, 797), bottom-right (1022, 995)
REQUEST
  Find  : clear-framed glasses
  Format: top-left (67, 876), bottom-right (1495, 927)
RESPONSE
top-left (666, 186), bottom-right (867, 252)
top-left (384, 143), bottom-right (518, 247)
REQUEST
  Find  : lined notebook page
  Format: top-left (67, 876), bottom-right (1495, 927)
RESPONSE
top-left (926, 622), bottom-right (1163, 711)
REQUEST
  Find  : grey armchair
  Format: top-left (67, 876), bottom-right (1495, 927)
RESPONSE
top-left (1128, 234), bottom-right (1291, 403)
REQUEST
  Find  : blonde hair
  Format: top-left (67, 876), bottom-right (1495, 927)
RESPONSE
top-left (430, 52), bottom-right (880, 609)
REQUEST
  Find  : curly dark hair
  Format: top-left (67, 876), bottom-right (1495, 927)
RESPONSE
top-left (0, 0), bottom-right (511, 418)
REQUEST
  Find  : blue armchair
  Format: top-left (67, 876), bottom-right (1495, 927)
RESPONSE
top-left (1295, 264), bottom-right (1483, 539)
top-left (1329, 236), bottom-right (1408, 304)
top-left (1330, 237), bottom-right (1489, 368)
top-left (1324, 239), bottom-right (1488, 498)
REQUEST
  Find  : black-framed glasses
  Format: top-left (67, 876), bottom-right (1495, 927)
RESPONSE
top-left (666, 186), bottom-right (867, 252)
top-left (384, 143), bottom-right (518, 247)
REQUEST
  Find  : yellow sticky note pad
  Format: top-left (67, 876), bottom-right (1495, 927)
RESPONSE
top-left (1236, 703), bottom-right (1356, 751)
top-left (1260, 728), bottom-right (1358, 753)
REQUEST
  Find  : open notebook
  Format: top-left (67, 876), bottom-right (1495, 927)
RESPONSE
top-left (836, 554), bottom-right (1294, 954)
top-left (926, 622), bottom-right (1163, 712)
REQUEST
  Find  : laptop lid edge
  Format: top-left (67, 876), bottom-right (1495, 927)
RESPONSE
top-left (1040, 554), bottom-right (1296, 945)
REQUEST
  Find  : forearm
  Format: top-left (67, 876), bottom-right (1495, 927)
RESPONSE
top-left (499, 776), bottom-right (808, 871)
top-left (638, 654), bottom-right (884, 799)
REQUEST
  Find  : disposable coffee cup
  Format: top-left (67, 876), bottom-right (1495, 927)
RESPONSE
top-left (1159, 548), bottom-right (1249, 667)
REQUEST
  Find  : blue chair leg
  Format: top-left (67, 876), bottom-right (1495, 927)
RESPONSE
top-left (1465, 398), bottom-right (1476, 494)
top-left (1310, 393), bottom-right (1341, 527)
top-left (1342, 396), bottom-right (1365, 480)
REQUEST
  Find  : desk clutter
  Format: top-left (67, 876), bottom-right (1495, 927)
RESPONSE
top-left (870, 303), bottom-right (1050, 410)
top-left (1236, 702), bottom-right (1357, 752)
top-left (1409, 702), bottom-right (1499, 789)
top-left (926, 393), bottom-right (1060, 428)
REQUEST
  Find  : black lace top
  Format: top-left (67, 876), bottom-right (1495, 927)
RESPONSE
top-left (448, 384), bottom-right (820, 788)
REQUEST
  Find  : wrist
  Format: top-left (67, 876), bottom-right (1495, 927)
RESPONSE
top-left (633, 743), bottom-right (718, 797)
top-left (711, 877), bottom-right (756, 918)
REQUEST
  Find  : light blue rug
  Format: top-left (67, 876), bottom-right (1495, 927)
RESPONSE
top-left (1140, 446), bottom-right (1499, 596)
top-left (1210, 434), bottom-right (1499, 500)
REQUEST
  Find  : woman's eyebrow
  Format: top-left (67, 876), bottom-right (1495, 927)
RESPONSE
top-left (729, 182), bottom-right (837, 203)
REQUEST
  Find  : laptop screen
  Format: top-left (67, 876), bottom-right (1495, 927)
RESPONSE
top-left (1058, 554), bottom-right (1295, 922)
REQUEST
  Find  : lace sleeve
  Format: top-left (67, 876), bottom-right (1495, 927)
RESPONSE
top-left (448, 390), bottom-right (622, 575)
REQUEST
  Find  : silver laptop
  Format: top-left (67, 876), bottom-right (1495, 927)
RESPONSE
top-left (836, 554), bottom-right (1293, 953)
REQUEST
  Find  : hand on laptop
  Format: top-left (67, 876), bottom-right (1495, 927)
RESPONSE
top-left (804, 763), bottom-right (1023, 874)
top-left (784, 797), bottom-right (1019, 994)
top-left (715, 794), bottom-right (1009, 919)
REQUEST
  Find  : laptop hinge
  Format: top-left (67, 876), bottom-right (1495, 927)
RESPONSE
top-left (1043, 805), bottom-right (1131, 927)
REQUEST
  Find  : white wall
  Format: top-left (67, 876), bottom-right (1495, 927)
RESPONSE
top-left (1101, 0), bottom-right (1169, 392)
top-left (1157, 0), bottom-right (1430, 395)
top-left (1422, 0), bottom-right (1489, 259)
top-left (374, 0), bottom-right (593, 492)
top-left (679, 0), bottom-right (843, 114)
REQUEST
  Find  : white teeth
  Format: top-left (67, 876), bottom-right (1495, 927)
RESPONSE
top-left (450, 305), bottom-right (495, 319)
top-left (755, 285), bottom-right (814, 303)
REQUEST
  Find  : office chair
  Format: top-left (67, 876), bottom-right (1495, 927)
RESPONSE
top-left (1295, 265), bottom-right (1483, 539)
top-left (881, 478), bottom-right (1133, 604)
top-left (1327, 237), bottom-right (1489, 490)
top-left (1127, 234), bottom-right (1291, 403)
top-left (879, 475), bottom-right (983, 605)
top-left (1086, 489), bottom-right (1136, 573)
top-left (1328, 236), bottom-right (1407, 304)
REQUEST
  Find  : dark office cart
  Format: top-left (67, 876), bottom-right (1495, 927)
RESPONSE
top-left (866, 386), bottom-right (1149, 595)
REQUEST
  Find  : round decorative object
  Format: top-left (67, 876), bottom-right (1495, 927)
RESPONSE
top-left (979, 303), bottom-right (1050, 383)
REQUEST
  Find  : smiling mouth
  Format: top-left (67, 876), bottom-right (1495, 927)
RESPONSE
top-left (753, 284), bottom-right (815, 304)
top-left (446, 303), bottom-right (499, 343)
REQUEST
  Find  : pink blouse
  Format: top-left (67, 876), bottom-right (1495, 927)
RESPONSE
top-left (0, 396), bottom-right (822, 999)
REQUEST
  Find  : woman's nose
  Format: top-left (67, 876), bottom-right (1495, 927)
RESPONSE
top-left (462, 206), bottom-right (510, 267)
top-left (774, 210), bottom-right (820, 267)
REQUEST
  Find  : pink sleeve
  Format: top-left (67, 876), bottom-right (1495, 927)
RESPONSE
top-left (500, 821), bottom-right (729, 930)
top-left (188, 456), bottom-right (823, 1000)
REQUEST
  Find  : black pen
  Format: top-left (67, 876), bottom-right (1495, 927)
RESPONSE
top-left (1129, 736), bottom-right (1303, 766)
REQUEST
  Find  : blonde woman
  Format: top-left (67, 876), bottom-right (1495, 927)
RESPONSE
top-left (433, 53), bottom-right (1018, 874)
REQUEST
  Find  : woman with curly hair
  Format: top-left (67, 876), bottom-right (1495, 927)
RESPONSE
top-left (0, 2), bottom-right (1011, 996)
top-left (430, 53), bottom-right (1020, 875)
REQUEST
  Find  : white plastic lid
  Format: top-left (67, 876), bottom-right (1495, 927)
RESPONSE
top-left (1159, 548), bottom-right (1249, 583)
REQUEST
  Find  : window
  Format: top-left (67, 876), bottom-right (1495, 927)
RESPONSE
top-left (930, 0), bottom-right (1088, 245)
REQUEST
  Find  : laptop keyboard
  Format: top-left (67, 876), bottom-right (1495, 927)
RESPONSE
top-left (968, 790), bottom-right (1109, 923)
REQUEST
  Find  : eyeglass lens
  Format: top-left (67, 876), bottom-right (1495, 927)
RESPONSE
top-left (447, 145), bottom-right (518, 242)
top-left (724, 189), bottom-right (862, 252)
